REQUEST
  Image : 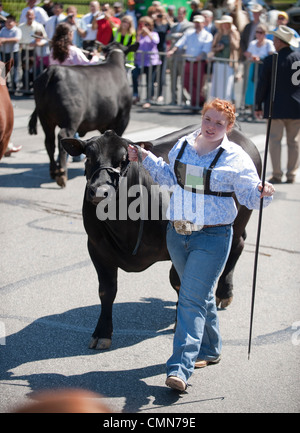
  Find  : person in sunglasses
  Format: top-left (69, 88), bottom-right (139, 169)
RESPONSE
top-left (244, 23), bottom-right (275, 108)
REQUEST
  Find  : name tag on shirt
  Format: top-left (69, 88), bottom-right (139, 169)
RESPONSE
top-left (176, 161), bottom-right (207, 193)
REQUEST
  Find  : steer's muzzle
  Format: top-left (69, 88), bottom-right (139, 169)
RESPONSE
top-left (88, 184), bottom-right (112, 205)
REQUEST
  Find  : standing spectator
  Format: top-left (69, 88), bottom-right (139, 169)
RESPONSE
top-left (19, 9), bottom-right (47, 89)
top-left (240, 4), bottom-right (263, 59)
top-left (125, 0), bottom-right (141, 30)
top-left (42, 0), bottom-right (54, 17)
top-left (79, 1), bottom-right (100, 52)
top-left (0, 2), bottom-right (8, 19)
top-left (166, 6), bottom-right (193, 105)
top-left (132, 16), bottom-right (161, 108)
top-left (244, 23), bottom-right (275, 107)
top-left (19, 0), bottom-right (49, 26)
top-left (210, 15), bottom-right (240, 102)
top-left (0, 2), bottom-right (9, 30)
top-left (167, 15), bottom-right (212, 108)
top-left (113, 2), bottom-right (125, 20)
top-left (0, 14), bottom-right (22, 93)
top-left (153, 5), bottom-right (171, 103)
top-left (266, 11), bottom-right (300, 47)
top-left (166, 5), bottom-right (177, 24)
top-left (64, 6), bottom-right (83, 48)
top-left (45, 2), bottom-right (65, 41)
top-left (19, 9), bottom-right (47, 43)
top-left (255, 26), bottom-right (300, 184)
top-left (201, 9), bottom-right (217, 37)
top-left (189, 0), bottom-right (202, 23)
top-left (92, 3), bottom-right (121, 46)
top-left (112, 15), bottom-right (136, 66)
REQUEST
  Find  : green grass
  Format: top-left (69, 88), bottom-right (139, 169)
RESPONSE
top-left (2, 0), bottom-right (297, 23)
top-left (2, 1), bottom-right (116, 21)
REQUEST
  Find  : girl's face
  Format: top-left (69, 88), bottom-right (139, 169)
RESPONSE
top-left (201, 108), bottom-right (232, 144)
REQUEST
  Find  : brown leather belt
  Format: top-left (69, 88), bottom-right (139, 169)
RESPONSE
top-left (171, 220), bottom-right (225, 235)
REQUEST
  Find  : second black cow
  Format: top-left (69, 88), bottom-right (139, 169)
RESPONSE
top-left (28, 42), bottom-right (138, 187)
top-left (62, 126), bottom-right (262, 350)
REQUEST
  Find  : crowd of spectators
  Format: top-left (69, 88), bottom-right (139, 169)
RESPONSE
top-left (0, 0), bottom-right (299, 109)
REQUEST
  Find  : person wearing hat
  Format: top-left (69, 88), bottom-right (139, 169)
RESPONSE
top-left (255, 25), bottom-right (300, 184)
top-left (42, 0), bottom-right (54, 17)
top-left (19, 0), bottom-right (49, 25)
top-left (166, 5), bottom-right (177, 25)
top-left (266, 11), bottom-right (300, 47)
top-left (209, 15), bottom-right (240, 102)
top-left (124, 0), bottom-right (141, 30)
top-left (113, 2), bottom-right (125, 20)
top-left (240, 3), bottom-right (264, 59)
top-left (201, 9), bottom-right (217, 37)
top-left (244, 23), bottom-right (275, 108)
top-left (167, 14), bottom-right (213, 108)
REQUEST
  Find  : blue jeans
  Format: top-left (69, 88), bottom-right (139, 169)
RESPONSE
top-left (166, 223), bottom-right (233, 384)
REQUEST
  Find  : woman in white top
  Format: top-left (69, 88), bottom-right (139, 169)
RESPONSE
top-left (244, 24), bottom-right (275, 106)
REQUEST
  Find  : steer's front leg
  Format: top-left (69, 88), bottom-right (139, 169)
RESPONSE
top-left (88, 244), bottom-right (118, 350)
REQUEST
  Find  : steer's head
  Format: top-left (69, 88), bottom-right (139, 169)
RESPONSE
top-left (101, 41), bottom-right (139, 59)
top-left (62, 130), bottom-right (131, 205)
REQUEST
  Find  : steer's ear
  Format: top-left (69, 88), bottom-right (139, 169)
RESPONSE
top-left (134, 141), bottom-right (153, 151)
top-left (61, 138), bottom-right (86, 156)
top-left (125, 42), bottom-right (139, 55)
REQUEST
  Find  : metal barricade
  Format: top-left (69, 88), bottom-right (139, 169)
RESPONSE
top-left (131, 51), bottom-right (259, 113)
top-left (0, 43), bottom-right (49, 94)
top-left (4, 45), bottom-right (262, 121)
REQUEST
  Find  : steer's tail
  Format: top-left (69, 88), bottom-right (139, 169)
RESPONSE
top-left (28, 108), bottom-right (38, 135)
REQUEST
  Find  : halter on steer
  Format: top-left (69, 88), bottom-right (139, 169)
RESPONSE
top-left (86, 145), bottom-right (144, 256)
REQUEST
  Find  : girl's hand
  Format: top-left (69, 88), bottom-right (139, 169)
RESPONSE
top-left (128, 145), bottom-right (149, 162)
top-left (258, 181), bottom-right (275, 198)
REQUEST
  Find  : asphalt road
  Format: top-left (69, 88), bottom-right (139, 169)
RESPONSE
top-left (0, 96), bottom-right (299, 414)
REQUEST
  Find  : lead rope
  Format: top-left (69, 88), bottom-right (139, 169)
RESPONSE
top-left (132, 145), bottom-right (144, 256)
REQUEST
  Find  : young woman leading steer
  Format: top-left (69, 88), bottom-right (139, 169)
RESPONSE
top-left (128, 98), bottom-right (275, 392)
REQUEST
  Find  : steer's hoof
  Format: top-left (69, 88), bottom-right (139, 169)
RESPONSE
top-left (89, 337), bottom-right (112, 350)
top-left (216, 296), bottom-right (233, 309)
top-left (55, 175), bottom-right (67, 188)
top-left (54, 169), bottom-right (67, 188)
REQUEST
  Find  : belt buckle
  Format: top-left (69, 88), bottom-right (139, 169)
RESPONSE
top-left (174, 220), bottom-right (192, 235)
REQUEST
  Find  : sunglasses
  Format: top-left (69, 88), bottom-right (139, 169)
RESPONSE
top-left (256, 30), bottom-right (264, 34)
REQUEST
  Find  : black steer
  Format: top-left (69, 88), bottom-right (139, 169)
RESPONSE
top-left (62, 125), bottom-right (262, 349)
top-left (28, 42), bottom-right (138, 187)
